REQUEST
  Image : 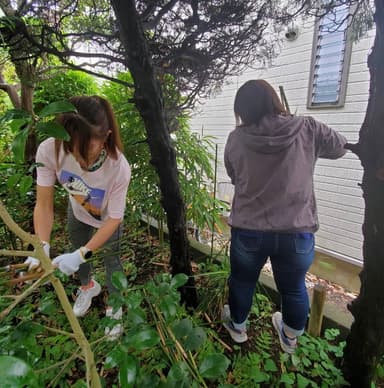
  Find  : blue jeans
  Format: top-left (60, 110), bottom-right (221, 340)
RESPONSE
top-left (228, 228), bottom-right (315, 336)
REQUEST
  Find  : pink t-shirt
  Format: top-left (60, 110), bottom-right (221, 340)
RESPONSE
top-left (36, 137), bottom-right (131, 228)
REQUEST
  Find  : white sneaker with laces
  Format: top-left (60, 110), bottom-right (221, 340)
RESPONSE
top-left (73, 279), bottom-right (101, 317)
top-left (221, 304), bottom-right (248, 343)
top-left (105, 307), bottom-right (123, 340)
top-left (272, 311), bottom-right (297, 354)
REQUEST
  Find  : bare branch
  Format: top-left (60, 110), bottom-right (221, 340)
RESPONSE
top-left (142, 0), bottom-right (178, 29)
top-left (0, 71), bottom-right (21, 108)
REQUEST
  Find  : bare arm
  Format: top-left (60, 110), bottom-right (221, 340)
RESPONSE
top-left (34, 185), bottom-right (55, 243)
top-left (84, 217), bottom-right (122, 252)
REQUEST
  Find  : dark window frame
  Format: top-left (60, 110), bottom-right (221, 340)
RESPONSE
top-left (307, 6), bottom-right (353, 109)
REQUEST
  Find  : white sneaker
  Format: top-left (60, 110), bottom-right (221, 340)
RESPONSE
top-left (272, 312), bottom-right (297, 354)
top-left (105, 307), bottom-right (123, 340)
top-left (221, 304), bottom-right (248, 343)
top-left (73, 279), bottom-right (101, 317)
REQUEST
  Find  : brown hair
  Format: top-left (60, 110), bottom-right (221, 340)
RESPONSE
top-left (55, 95), bottom-right (123, 165)
top-left (234, 80), bottom-right (287, 126)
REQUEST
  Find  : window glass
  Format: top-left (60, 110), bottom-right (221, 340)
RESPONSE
top-left (308, 4), bottom-right (351, 107)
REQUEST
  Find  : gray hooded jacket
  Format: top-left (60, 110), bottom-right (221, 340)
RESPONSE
top-left (224, 114), bottom-right (347, 232)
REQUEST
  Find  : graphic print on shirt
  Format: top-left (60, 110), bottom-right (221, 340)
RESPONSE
top-left (60, 170), bottom-right (105, 220)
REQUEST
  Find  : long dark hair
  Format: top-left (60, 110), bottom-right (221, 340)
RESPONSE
top-left (55, 95), bottom-right (123, 164)
top-left (234, 80), bottom-right (287, 126)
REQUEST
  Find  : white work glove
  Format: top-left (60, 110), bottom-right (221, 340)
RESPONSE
top-left (52, 249), bottom-right (86, 276)
top-left (24, 242), bottom-right (50, 271)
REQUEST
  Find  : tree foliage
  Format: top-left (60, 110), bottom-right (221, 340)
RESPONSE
top-left (0, 0), bottom-right (373, 107)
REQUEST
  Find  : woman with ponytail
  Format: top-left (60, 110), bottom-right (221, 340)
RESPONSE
top-left (25, 96), bottom-right (131, 339)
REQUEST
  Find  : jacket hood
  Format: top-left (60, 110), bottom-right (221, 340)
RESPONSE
top-left (237, 115), bottom-right (302, 154)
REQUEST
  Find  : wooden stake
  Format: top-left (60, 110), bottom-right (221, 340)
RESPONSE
top-left (308, 284), bottom-right (327, 337)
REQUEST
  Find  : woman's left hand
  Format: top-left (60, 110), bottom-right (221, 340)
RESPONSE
top-left (52, 249), bottom-right (85, 275)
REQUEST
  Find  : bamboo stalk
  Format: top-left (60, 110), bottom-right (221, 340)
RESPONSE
top-left (203, 313), bottom-right (232, 352)
top-left (42, 326), bottom-right (76, 338)
top-left (7, 270), bottom-right (44, 284)
top-left (0, 249), bottom-right (33, 257)
top-left (152, 304), bottom-right (208, 387)
top-left (0, 269), bottom-right (53, 320)
top-left (210, 144), bottom-right (218, 262)
top-left (37, 351), bottom-right (79, 374)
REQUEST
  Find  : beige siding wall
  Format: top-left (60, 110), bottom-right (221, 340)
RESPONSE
top-left (190, 20), bottom-right (375, 264)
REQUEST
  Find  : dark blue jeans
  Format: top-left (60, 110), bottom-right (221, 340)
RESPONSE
top-left (228, 228), bottom-right (315, 336)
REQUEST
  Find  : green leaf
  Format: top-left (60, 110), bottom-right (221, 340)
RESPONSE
top-left (125, 291), bottom-right (143, 309)
top-left (250, 368), bottom-right (268, 383)
top-left (71, 380), bottom-right (88, 388)
top-left (11, 127), bottom-right (29, 163)
top-left (111, 271), bottom-right (128, 290)
top-left (9, 118), bottom-right (29, 133)
top-left (183, 326), bottom-right (206, 351)
top-left (105, 346), bottom-right (125, 369)
top-left (279, 372), bottom-right (295, 385)
top-left (0, 325), bottom-right (12, 335)
top-left (0, 109), bottom-right (30, 123)
top-left (291, 353), bottom-right (301, 367)
top-left (39, 297), bottom-right (57, 315)
top-left (127, 307), bottom-right (146, 325)
top-left (125, 327), bottom-right (160, 350)
top-left (136, 374), bottom-right (160, 388)
top-left (166, 362), bottom-right (190, 387)
top-left (159, 297), bottom-right (178, 320)
top-left (36, 121), bottom-right (70, 141)
top-left (302, 356), bottom-right (312, 367)
top-left (171, 319), bottom-right (206, 351)
top-left (0, 355), bottom-right (38, 388)
top-left (264, 358), bottom-right (278, 372)
top-left (199, 353), bottom-right (230, 379)
top-left (297, 373), bottom-right (312, 388)
top-left (19, 175), bottom-right (33, 196)
top-left (170, 273), bottom-right (188, 288)
top-left (172, 318), bottom-right (193, 339)
top-left (324, 328), bottom-right (340, 341)
top-left (6, 173), bottom-right (22, 189)
top-left (38, 101), bottom-right (76, 117)
top-left (10, 321), bottom-right (44, 343)
top-left (119, 354), bottom-right (138, 388)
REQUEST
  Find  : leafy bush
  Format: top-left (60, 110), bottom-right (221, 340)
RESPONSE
top-left (33, 70), bottom-right (99, 112)
top-left (0, 268), bottom-right (230, 387)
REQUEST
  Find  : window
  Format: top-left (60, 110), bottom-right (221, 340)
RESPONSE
top-left (307, 5), bottom-right (353, 108)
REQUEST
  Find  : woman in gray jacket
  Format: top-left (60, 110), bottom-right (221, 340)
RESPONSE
top-left (222, 79), bottom-right (347, 353)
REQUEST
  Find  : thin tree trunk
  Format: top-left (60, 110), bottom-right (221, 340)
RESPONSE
top-left (342, 1), bottom-right (384, 386)
top-left (19, 82), bottom-right (36, 163)
top-left (0, 71), bottom-right (21, 108)
top-left (110, 0), bottom-right (198, 307)
top-left (1, 13), bottom-right (37, 162)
